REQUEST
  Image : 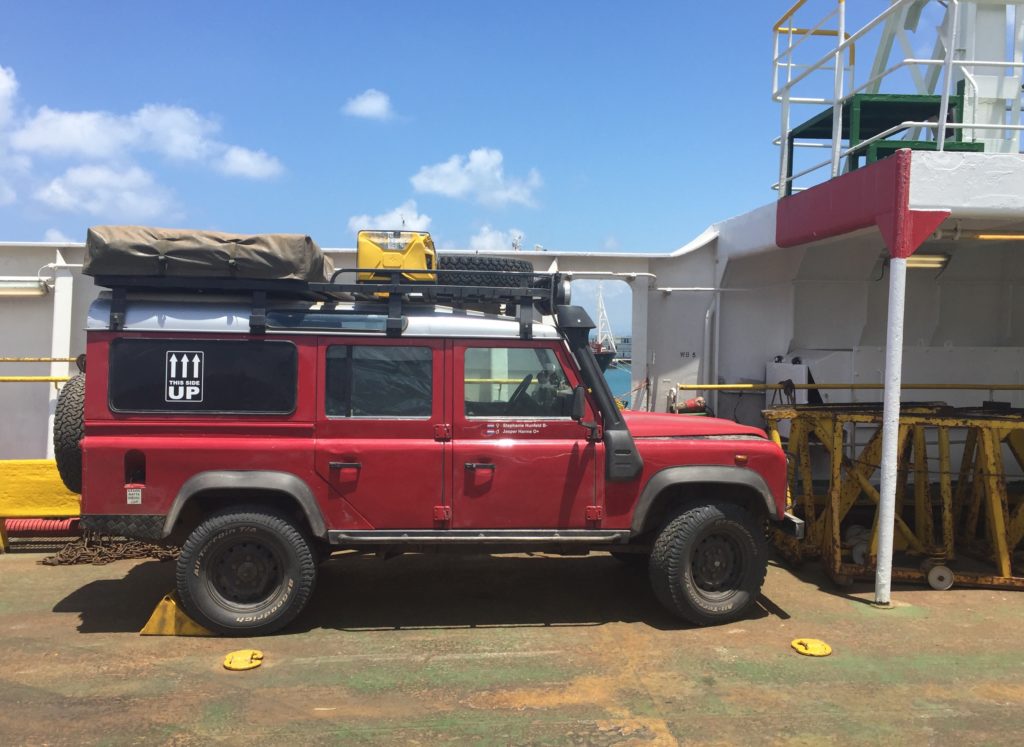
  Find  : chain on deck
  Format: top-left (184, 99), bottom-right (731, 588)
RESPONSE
top-left (39, 533), bottom-right (179, 566)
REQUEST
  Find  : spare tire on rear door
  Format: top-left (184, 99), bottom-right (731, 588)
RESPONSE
top-left (437, 255), bottom-right (534, 287)
top-left (54, 374), bottom-right (85, 493)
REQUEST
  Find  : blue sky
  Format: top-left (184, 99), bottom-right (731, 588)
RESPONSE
top-left (2, 0), bottom-right (836, 253)
top-left (1, 1), bottom-right (942, 275)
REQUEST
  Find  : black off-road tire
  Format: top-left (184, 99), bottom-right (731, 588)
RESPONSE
top-left (649, 503), bottom-right (767, 626)
top-left (438, 255), bottom-right (534, 287)
top-left (176, 507), bottom-right (317, 636)
top-left (53, 374), bottom-right (85, 493)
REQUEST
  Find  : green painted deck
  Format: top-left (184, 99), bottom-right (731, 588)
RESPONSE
top-left (2, 551), bottom-right (1023, 745)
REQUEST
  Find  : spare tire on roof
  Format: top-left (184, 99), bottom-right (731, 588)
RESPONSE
top-left (54, 374), bottom-right (85, 494)
top-left (437, 255), bottom-right (534, 287)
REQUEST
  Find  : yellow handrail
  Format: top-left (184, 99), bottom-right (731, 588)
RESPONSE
top-left (465, 378), bottom-right (537, 385)
top-left (777, 26), bottom-right (856, 64)
top-left (774, 0), bottom-right (813, 31)
top-left (681, 383), bottom-right (1024, 391)
top-left (0, 376), bottom-right (70, 383)
top-left (0, 357), bottom-right (77, 363)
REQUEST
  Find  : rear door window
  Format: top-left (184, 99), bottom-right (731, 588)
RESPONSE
top-left (325, 345), bottom-right (432, 418)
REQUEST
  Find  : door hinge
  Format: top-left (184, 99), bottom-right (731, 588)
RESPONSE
top-left (433, 505), bottom-right (452, 522)
top-left (586, 505), bottom-right (604, 522)
top-left (434, 423), bottom-right (452, 441)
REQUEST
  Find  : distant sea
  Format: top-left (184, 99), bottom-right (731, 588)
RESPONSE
top-left (603, 364), bottom-right (634, 407)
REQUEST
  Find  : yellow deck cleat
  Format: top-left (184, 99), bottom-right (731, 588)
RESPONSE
top-left (791, 638), bottom-right (832, 657)
top-left (223, 649), bottom-right (264, 671)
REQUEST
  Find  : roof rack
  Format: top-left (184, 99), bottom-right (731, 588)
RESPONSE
top-left (93, 268), bottom-right (571, 338)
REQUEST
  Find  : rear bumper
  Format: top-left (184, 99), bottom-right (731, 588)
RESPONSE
top-left (775, 512), bottom-right (805, 540)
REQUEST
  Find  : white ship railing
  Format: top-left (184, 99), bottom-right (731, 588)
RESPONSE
top-left (772, 0), bottom-right (1024, 195)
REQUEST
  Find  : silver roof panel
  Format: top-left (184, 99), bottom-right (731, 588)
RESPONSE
top-left (86, 296), bottom-right (561, 339)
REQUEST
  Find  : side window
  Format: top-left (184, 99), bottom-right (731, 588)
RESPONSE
top-left (464, 346), bottom-right (572, 418)
top-left (326, 345), bottom-right (432, 418)
top-left (108, 339), bottom-right (297, 414)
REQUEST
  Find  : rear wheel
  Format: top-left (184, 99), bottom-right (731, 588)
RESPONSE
top-left (649, 503), bottom-right (767, 626)
top-left (53, 374), bottom-right (86, 493)
top-left (175, 507), bottom-right (317, 636)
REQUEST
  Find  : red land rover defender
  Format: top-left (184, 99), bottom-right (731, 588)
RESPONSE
top-left (57, 226), bottom-right (803, 635)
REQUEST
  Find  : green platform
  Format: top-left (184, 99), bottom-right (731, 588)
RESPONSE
top-left (785, 93), bottom-right (984, 194)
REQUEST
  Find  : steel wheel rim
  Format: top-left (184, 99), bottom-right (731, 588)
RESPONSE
top-left (690, 531), bottom-right (744, 596)
top-left (208, 538), bottom-right (284, 607)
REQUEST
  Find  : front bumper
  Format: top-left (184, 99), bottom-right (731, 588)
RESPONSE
top-left (775, 511), bottom-right (805, 540)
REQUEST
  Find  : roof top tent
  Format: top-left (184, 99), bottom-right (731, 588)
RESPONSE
top-left (697, 0), bottom-right (1024, 603)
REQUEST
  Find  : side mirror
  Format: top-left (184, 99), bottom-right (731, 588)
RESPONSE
top-left (571, 385), bottom-right (586, 421)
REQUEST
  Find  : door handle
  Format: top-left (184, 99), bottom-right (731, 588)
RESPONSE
top-left (329, 461), bottom-right (361, 470)
top-left (465, 462), bottom-right (496, 471)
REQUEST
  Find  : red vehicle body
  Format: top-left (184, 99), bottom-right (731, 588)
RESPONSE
top-left (82, 332), bottom-right (788, 534)
top-left (64, 260), bottom-right (801, 635)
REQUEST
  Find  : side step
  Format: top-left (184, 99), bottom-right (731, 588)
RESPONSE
top-left (328, 529), bottom-right (628, 545)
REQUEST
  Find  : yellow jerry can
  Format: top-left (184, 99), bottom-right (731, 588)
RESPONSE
top-left (357, 230), bottom-right (436, 283)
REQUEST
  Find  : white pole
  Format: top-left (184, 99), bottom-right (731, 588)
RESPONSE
top-left (874, 256), bottom-right (907, 605)
top-left (712, 292), bottom-right (721, 416)
top-left (779, 90), bottom-right (792, 194)
top-left (830, 0), bottom-right (847, 177)
top-left (936, 0), bottom-right (960, 148)
top-left (46, 249), bottom-right (74, 459)
top-left (631, 274), bottom-right (650, 409)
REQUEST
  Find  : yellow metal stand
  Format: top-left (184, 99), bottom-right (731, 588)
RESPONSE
top-left (765, 404), bottom-right (1024, 590)
top-left (0, 460), bottom-right (80, 553)
top-left (140, 593), bottom-right (215, 637)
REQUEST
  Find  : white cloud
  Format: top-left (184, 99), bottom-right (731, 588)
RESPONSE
top-left (0, 153), bottom-right (35, 206)
top-left (411, 148), bottom-right (542, 206)
top-left (43, 228), bottom-right (74, 243)
top-left (35, 165), bottom-right (172, 221)
top-left (132, 104), bottom-right (219, 160)
top-left (11, 104), bottom-right (221, 161)
top-left (469, 225), bottom-right (524, 251)
top-left (342, 89), bottom-right (393, 120)
top-left (10, 107), bottom-right (137, 158)
top-left (0, 65), bottom-right (17, 127)
top-left (603, 235), bottom-right (620, 251)
top-left (9, 98), bottom-right (280, 180)
top-left (347, 199), bottom-right (431, 233)
top-left (216, 146), bottom-right (283, 179)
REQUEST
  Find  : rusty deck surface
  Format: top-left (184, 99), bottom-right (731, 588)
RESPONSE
top-left (2, 551), bottom-right (1024, 745)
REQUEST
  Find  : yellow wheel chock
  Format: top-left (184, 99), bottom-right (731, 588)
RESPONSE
top-left (223, 649), bottom-right (264, 671)
top-left (791, 638), bottom-right (832, 657)
top-left (140, 592), bottom-right (215, 637)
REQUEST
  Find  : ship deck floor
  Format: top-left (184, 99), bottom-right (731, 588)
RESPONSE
top-left (1, 550), bottom-right (1023, 745)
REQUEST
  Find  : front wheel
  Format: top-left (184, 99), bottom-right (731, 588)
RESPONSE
top-left (649, 503), bottom-right (767, 626)
top-left (175, 508), bottom-right (317, 636)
